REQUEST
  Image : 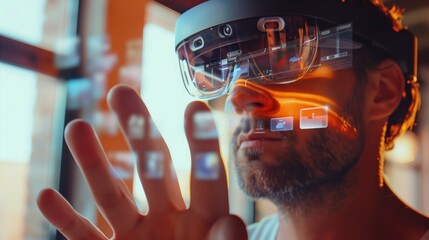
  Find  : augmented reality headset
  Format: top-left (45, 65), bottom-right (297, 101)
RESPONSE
top-left (175, 0), bottom-right (417, 100)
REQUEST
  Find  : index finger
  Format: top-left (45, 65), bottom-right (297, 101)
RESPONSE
top-left (107, 85), bottom-right (186, 214)
top-left (65, 120), bottom-right (141, 233)
top-left (185, 101), bottom-right (229, 220)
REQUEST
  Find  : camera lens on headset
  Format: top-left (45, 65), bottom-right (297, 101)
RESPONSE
top-left (218, 24), bottom-right (233, 38)
top-left (190, 36), bottom-right (204, 51)
top-left (194, 39), bottom-right (203, 48)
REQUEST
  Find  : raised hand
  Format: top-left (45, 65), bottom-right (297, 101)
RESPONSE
top-left (37, 85), bottom-right (247, 240)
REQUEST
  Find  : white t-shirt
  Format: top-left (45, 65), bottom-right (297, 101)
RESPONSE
top-left (422, 230), bottom-right (429, 240)
top-left (247, 215), bottom-right (279, 240)
top-left (247, 215), bottom-right (429, 240)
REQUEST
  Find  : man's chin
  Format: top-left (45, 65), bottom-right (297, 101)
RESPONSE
top-left (237, 170), bottom-right (307, 206)
top-left (235, 155), bottom-right (359, 208)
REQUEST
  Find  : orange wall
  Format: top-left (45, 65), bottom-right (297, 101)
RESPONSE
top-left (95, 0), bottom-right (149, 236)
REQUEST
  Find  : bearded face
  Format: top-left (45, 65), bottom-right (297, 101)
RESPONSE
top-left (226, 71), bottom-right (366, 206)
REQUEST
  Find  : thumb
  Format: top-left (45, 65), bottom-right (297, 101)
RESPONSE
top-left (208, 215), bottom-right (248, 240)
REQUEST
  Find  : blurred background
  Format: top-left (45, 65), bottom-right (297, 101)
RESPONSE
top-left (0, 0), bottom-right (428, 239)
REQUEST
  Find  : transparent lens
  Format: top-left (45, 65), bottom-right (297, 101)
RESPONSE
top-left (261, 20), bottom-right (319, 82)
top-left (177, 17), bottom-right (357, 99)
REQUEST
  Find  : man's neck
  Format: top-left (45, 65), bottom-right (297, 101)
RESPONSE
top-left (275, 138), bottom-right (383, 240)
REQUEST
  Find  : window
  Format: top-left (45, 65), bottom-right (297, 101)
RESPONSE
top-left (135, 2), bottom-right (194, 210)
top-left (0, 0), bottom-right (79, 54)
top-left (0, 62), bottom-right (66, 240)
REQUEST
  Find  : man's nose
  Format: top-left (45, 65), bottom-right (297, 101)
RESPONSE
top-left (228, 80), bottom-right (279, 115)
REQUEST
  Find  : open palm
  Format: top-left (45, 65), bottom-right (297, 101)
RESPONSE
top-left (37, 85), bottom-right (247, 240)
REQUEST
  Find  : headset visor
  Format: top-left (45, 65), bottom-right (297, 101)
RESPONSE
top-left (176, 16), bottom-right (361, 99)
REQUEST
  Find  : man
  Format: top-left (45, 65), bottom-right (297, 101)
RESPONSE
top-left (37, 0), bottom-right (429, 239)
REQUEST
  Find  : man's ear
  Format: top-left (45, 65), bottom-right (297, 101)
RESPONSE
top-left (367, 59), bottom-right (405, 121)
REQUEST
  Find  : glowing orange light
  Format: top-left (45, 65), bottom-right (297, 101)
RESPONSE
top-left (229, 78), bottom-right (358, 140)
top-left (304, 65), bottom-right (334, 80)
top-left (385, 131), bottom-right (418, 164)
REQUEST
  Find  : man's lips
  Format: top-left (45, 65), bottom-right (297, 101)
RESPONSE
top-left (238, 133), bottom-right (284, 149)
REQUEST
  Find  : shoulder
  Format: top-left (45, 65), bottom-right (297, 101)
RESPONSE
top-left (380, 185), bottom-right (429, 239)
top-left (247, 215), bottom-right (279, 240)
top-left (422, 229), bottom-right (429, 240)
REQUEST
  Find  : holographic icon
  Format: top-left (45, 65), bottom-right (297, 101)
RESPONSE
top-left (193, 111), bottom-right (218, 139)
top-left (128, 114), bottom-right (145, 139)
top-left (195, 152), bottom-right (219, 180)
top-left (108, 151), bottom-right (136, 180)
top-left (270, 117), bottom-right (293, 132)
top-left (289, 56), bottom-right (302, 63)
top-left (255, 119), bottom-right (265, 133)
top-left (300, 106), bottom-right (329, 129)
top-left (145, 151), bottom-right (164, 179)
top-left (319, 23), bottom-right (353, 71)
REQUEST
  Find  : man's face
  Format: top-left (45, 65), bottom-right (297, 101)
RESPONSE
top-left (225, 67), bottom-right (366, 205)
